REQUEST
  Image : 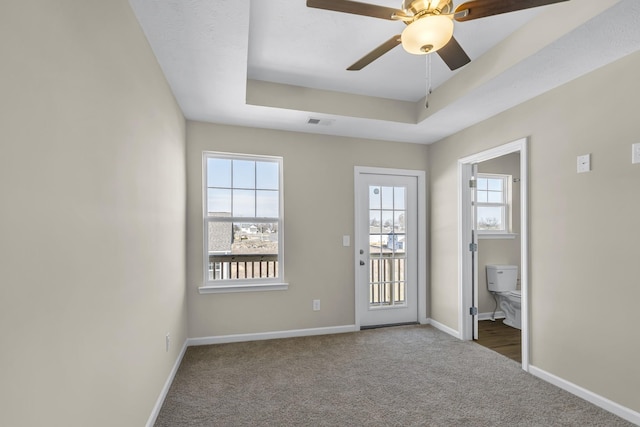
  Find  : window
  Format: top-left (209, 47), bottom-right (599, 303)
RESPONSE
top-left (201, 152), bottom-right (286, 293)
top-left (476, 173), bottom-right (511, 234)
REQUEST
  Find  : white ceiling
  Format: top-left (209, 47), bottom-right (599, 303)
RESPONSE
top-left (129, 0), bottom-right (640, 144)
top-left (247, 0), bottom-right (541, 102)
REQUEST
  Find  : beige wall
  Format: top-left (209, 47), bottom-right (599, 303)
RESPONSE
top-left (428, 51), bottom-right (640, 412)
top-left (0, 1), bottom-right (187, 426)
top-left (186, 122), bottom-right (429, 338)
top-left (477, 153), bottom-right (521, 314)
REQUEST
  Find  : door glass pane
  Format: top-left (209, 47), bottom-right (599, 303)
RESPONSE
top-left (394, 187), bottom-right (405, 210)
top-left (369, 186), bottom-right (381, 209)
top-left (381, 210), bottom-right (393, 233)
top-left (381, 186), bottom-right (394, 209)
top-left (369, 210), bottom-right (381, 234)
top-left (390, 233), bottom-right (405, 254)
top-left (368, 185), bottom-right (408, 309)
top-left (394, 211), bottom-right (406, 233)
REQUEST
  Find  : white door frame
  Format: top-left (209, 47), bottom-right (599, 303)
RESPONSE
top-left (354, 166), bottom-right (428, 329)
top-left (458, 138), bottom-right (530, 371)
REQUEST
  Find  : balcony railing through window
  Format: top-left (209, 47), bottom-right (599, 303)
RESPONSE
top-left (369, 254), bottom-right (406, 306)
top-left (209, 254), bottom-right (278, 280)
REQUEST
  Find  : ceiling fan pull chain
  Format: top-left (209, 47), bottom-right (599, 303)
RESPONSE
top-left (425, 54), bottom-right (432, 109)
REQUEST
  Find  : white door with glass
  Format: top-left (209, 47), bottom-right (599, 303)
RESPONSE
top-left (357, 172), bottom-right (418, 327)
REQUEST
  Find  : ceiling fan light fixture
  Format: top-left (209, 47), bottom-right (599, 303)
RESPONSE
top-left (401, 15), bottom-right (454, 55)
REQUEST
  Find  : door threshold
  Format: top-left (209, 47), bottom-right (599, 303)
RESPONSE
top-left (360, 322), bottom-right (419, 330)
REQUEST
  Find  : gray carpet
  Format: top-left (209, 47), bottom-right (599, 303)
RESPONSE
top-left (155, 325), bottom-right (634, 426)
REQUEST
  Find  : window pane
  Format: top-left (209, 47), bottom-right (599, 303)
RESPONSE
top-left (256, 161), bottom-right (279, 190)
top-left (256, 190), bottom-right (279, 217)
top-left (207, 188), bottom-right (231, 214)
top-left (487, 190), bottom-right (503, 203)
top-left (488, 178), bottom-right (503, 191)
top-left (207, 222), bottom-right (279, 281)
top-left (205, 154), bottom-right (283, 284)
top-left (208, 158), bottom-right (231, 188)
top-left (232, 189), bottom-right (255, 217)
top-left (381, 187), bottom-right (394, 209)
top-left (233, 160), bottom-right (255, 189)
top-left (477, 206), bottom-right (504, 230)
top-left (477, 190), bottom-right (488, 203)
top-left (232, 223), bottom-right (279, 253)
top-left (394, 187), bottom-right (405, 210)
top-left (477, 178), bottom-right (487, 190)
top-left (207, 221), bottom-right (233, 253)
top-left (369, 186), bottom-right (381, 209)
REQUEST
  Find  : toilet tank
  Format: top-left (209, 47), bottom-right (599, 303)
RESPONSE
top-left (486, 265), bottom-right (518, 292)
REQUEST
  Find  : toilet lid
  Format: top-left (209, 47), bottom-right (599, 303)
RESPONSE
top-left (508, 290), bottom-right (521, 298)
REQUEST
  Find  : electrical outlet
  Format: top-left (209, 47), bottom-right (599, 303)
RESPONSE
top-left (165, 333), bottom-right (170, 352)
top-left (632, 143), bottom-right (640, 164)
top-left (312, 300), bottom-right (320, 311)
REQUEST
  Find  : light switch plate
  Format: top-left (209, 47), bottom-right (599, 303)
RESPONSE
top-left (632, 143), bottom-right (640, 164)
top-left (342, 235), bottom-right (350, 247)
top-left (577, 154), bottom-right (591, 173)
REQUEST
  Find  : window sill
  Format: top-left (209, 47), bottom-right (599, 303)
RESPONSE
top-left (478, 233), bottom-right (517, 240)
top-left (198, 282), bottom-right (289, 294)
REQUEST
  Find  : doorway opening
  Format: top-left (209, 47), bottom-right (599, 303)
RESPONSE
top-left (458, 138), bottom-right (529, 370)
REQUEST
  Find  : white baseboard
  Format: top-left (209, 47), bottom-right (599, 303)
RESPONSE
top-left (529, 365), bottom-right (640, 426)
top-left (426, 318), bottom-right (461, 339)
top-left (146, 339), bottom-right (188, 427)
top-left (478, 311), bottom-right (505, 321)
top-left (188, 324), bottom-right (358, 346)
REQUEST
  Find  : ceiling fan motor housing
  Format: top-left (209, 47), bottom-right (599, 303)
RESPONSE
top-left (402, 0), bottom-right (453, 15)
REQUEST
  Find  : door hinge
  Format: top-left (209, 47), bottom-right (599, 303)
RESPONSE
top-left (469, 307), bottom-right (478, 316)
top-left (469, 179), bottom-right (477, 188)
top-left (469, 243), bottom-right (478, 252)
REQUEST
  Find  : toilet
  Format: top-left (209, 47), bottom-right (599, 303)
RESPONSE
top-left (486, 265), bottom-right (521, 330)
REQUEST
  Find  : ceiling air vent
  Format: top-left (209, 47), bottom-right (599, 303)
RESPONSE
top-left (307, 117), bottom-right (335, 126)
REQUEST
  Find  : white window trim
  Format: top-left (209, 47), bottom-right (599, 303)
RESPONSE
top-left (476, 173), bottom-right (512, 237)
top-left (199, 151), bottom-right (287, 294)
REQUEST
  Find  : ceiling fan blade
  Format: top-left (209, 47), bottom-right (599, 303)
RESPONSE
top-left (347, 35), bottom-right (402, 71)
top-left (454, 0), bottom-right (569, 22)
top-left (307, 0), bottom-right (404, 20)
top-left (436, 36), bottom-right (471, 70)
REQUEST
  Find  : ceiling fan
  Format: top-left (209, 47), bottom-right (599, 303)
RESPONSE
top-left (306, 0), bottom-right (569, 71)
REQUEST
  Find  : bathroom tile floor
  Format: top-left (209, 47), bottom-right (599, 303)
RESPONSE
top-left (476, 319), bottom-right (522, 363)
